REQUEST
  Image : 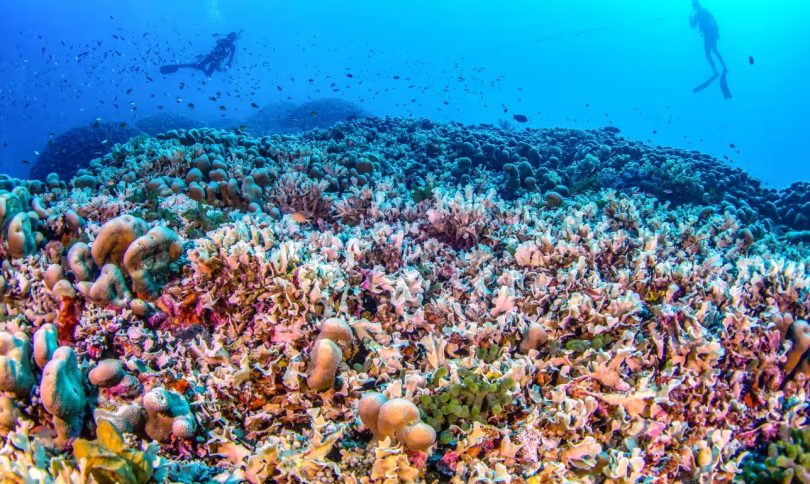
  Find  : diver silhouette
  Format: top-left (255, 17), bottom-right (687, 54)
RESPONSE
top-left (160, 32), bottom-right (239, 76)
top-left (689, 1), bottom-right (731, 99)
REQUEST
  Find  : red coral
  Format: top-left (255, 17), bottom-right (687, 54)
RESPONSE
top-left (56, 296), bottom-right (81, 344)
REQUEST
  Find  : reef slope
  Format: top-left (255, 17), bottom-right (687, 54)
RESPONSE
top-left (0, 118), bottom-right (808, 483)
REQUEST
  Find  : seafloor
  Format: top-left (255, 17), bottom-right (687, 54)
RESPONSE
top-left (0, 118), bottom-right (808, 483)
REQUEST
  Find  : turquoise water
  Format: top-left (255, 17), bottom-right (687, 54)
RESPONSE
top-left (1, 0), bottom-right (808, 186)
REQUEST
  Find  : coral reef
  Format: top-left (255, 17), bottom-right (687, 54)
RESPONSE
top-left (28, 121), bottom-right (142, 181)
top-left (0, 117), bottom-right (807, 482)
top-left (41, 346), bottom-right (87, 446)
top-left (244, 98), bottom-right (368, 135)
top-left (360, 393), bottom-right (437, 451)
top-left (136, 112), bottom-right (204, 136)
top-left (142, 387), bottom-right (196, 443)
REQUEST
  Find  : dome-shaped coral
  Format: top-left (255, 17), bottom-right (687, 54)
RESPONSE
top-left (359, 393), bottom-right (436, 451)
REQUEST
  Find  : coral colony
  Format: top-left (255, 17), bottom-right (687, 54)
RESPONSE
top-left (0, 117), bottom-right (808, 483)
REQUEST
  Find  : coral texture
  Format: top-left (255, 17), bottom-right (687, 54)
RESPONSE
top-left (0, 118), bottom-right (806, 482)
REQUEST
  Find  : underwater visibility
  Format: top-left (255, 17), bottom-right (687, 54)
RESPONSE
top-left (1, 0), bottom-right (809, 482)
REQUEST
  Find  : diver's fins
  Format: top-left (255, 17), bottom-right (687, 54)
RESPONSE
top-left (719, 71), bottom-right (732, 99)
top-left (692, 73), bottom-right (718, 93)
top-left (160, 63), bottom-right (197, 74)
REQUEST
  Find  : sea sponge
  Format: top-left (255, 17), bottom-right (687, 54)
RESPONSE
top-left (41, 346), bottom-right (87, 445)
top-left (123, 226), bottom-right (183, 298)
top-left (91, 214), bottom-right (148, 270)
top-left (88, 359), bottom-right (125, 388)
top-left (519, 322), bottom-right (549, 354)
top-left (0, 331), bottom-right (35, 397)
top-left (67, 242), bottom-right (96, 282)
top-left (89, 264), bottom-right (132, 307)
top-left (33, 323), bottom-right (59, 369)
top-left (143, 387), bottom-right (196, 442)
top-left (785, 319), bottom-right (810, 376)
top-left (7, 212), bottom-right (37, 258)
top-left (306, 339), bottom-right (343, 391)
top-left (359, 393), bottom-right (436, 451)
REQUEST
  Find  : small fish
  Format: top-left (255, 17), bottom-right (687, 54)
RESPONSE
top-left (219, 105), bottom-right (227, 111)
top-left (729, 143), bottom-right (736, 148)
top-left (101, 139), bottom-right (108, 145)
top-left (310, 111), bottom-right (318, 117)
top-left (187, 103), bottom-right (195, 109)
top-left (21, 159), bottom-right (30, 164)
top-left (126, 88), bottom-right (133, 95)
top-left (251, 102), bottom-right (259, 108)
top-left (748, 56), bottom-right (754, 65)
top-left (33, 150), bottom-right (40, 156)
top-left (513, 114), bottom-right (528, 123)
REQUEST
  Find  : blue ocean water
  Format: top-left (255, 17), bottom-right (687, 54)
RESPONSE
top-left (1, 0), bottom-right (808, 186)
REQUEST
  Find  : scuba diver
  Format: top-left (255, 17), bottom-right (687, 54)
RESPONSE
top-left (689, 1), bottom-right (731, 98)
top-left (160, 31), bottom-right (239, 76)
